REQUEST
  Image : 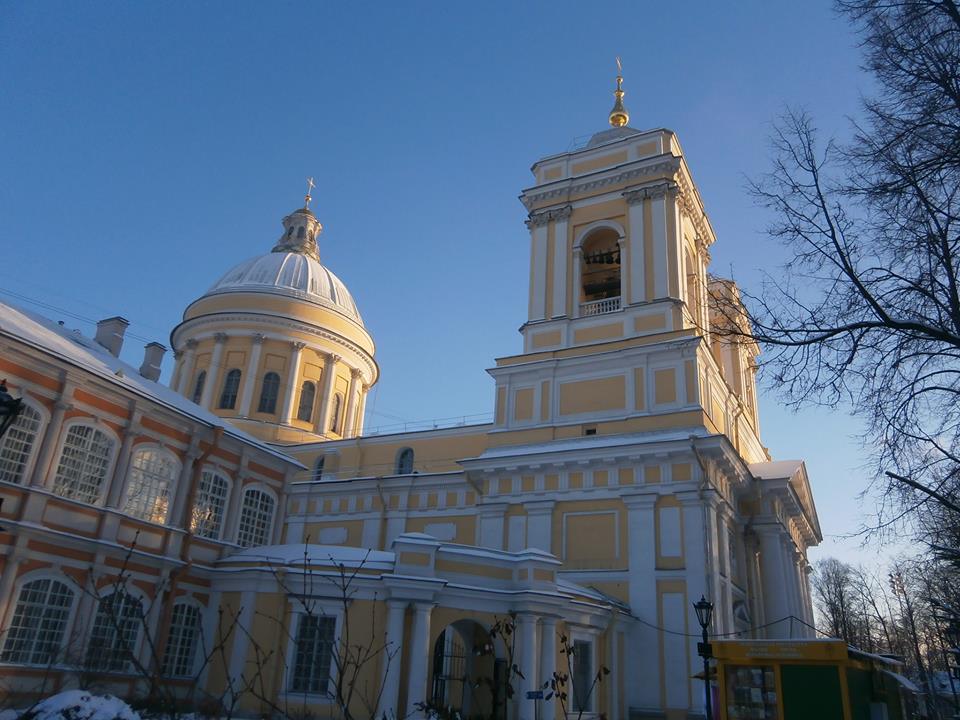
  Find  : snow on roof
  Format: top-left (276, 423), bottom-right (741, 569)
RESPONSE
top-left (749, 460), bottom-right (804, 480)
top-left (0, 301), bottom-right (302, 468)
top-left (220, 543), bottom-right (395, 570)
top-left (882, 669), bottom-right (920, 693)
top-left (473, 427), bottom-right (712, 461)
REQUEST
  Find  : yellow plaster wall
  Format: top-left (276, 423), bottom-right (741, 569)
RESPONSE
top-left (558, 376), bottom-right (626, 416)
top-left (573, 322), bottom-right (623, 344)
top-left (654, 368), bottom-right (677, 405)
top-left (571, 150), bottom-right (629, 175)
top-left (514, 388), bottom-right (534, 422)
top-left (552, 499), bottom-right (628, 570)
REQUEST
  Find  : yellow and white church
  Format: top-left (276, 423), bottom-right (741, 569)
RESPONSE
top-left (0, 74), bottom-right (820, 720)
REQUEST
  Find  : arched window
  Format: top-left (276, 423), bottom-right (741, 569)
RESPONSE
top-left (162, 602), bottom-right (202, 678)
top-left (123, 447), bottom-right (180, 523)
top-left (297, 381), bottom-right (316, 422)
top-left (52, 424), bottom-right (115, 503)
top-left (236, 487), bottom-right (276, 548)
top-left (257, 372), bottom-right (281, 414)
top-left (396, 447), bottom-right (414, 475)
top-left (328, 393), bottom-right (343, 433)
top-left (297, 226), bottom-right (306, 240)
top-left (218, 369), bottom-right (241, 409)
top-left (191, 371), bottom-right (206, 405)
top-left (1, 578), bottom-right (74, 665)
top-left (191, 469), bottom-right (230, 539)
top-left (85, 590), bottom-right (143, 671)
top-left (312, 456), bottom-right (325, 481)
top-left (0, 403), bottom-right (43, 484)
top-left (580, 227), bottom-right (622, 314)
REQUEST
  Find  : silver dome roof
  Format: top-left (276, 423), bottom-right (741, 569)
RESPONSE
top-left (205, 252), bottom-right (364, 326)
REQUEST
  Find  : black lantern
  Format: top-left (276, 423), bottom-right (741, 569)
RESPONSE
top-left (0, 379), bottom-right (23, 441)
top-left (693, 595), bottom-right (714, 720)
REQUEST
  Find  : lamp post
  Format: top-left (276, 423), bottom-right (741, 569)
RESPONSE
top-left (0, 379), bottom-right (23, 441)
top-left (694, 595), bottom-right (714, 720)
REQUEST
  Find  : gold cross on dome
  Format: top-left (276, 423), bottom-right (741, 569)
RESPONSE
top-left (304, 176), bottom-right (316, 208)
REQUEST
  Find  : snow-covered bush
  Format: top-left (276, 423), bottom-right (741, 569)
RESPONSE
top-left (18, 691), bottom-right (141, 720)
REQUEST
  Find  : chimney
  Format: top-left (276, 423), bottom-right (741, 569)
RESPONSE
top-left (94, 316), bottom-right (129, 357)
top-left (139, 342), bottom-right (167, 382)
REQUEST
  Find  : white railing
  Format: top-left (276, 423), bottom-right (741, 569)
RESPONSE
top-left (580, 296), bottom-right (621, 316)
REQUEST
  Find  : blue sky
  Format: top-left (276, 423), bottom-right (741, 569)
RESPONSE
top-left (0, 1), bottom-right (885, 564)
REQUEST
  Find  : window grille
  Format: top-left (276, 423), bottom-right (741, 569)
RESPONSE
top-left (191, 470), bottom-right (229, 539)
top-left (85, 591), bottom-right (143, 672)
top-left (297, 381), bottom-right (316, 422)
top-left (289, 614), bottom-right (335, 694)
top-left (123, 448), bottom-right (179, 523)
top-left (218, 369), bottom-right (241, 409)
top-left (162, 603), bottom-right (201, 678)
top-left (0, 578), bottom-right (74, 665)
top-left (258, 372), bottom-right (281, 414)
top-left (572, 639), bottom-right (594, 713)
top-left (0, 403), bottom-right (42, 484)
top-left (236, 488), bottom-right (275, 547)
top-left (52, 424), bottom-right (115, 503)
top-left (192, 371), bottom-right (206, 404)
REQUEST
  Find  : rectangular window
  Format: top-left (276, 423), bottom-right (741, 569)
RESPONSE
top-left (572, 639), bottom-right (594, 713)
top-left (289, 614), bottom-right (336, 694)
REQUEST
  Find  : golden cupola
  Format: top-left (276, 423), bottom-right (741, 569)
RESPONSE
top-left (169, 186), bottom-right (378, 445)
top-left (608, 57), bottom-right (630, 128)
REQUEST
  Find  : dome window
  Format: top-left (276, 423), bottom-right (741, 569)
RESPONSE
top-left (328, 392), bottom-right (343, 433)
top-left (297, 381), bottom-right (316, 422)
top-left (218, 369), bottom-right (242, 410)
top-left (191, 371), bottom-right (206, 405)
top-left (257, 372), bottom-right (281, 414)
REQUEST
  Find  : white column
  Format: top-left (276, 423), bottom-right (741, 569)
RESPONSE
top-left (33, 396), bottom-right (71, 488)
top-left (650, 189), bottom-right (669, 299)
top-left (175, 339), bottom-right (198, 394)
top-left (279, 341), bottom-right (306, 424)
top-left (223, 461), bottom-right (246, 543)
top-left (227, 590), bottom-right (256, 700)
top-left (524, 500), bottom-right (554, 553)
top-left (529, 220), bottom-right (548, 321)
top-left (624, 494), bottom-right (659, 710)
top-left (237, 334), bottom-right (264, 417)
top-left (571, 247), bottom-right (583, 318)
top-left (199, 333), bottom-right (227, 409)
top-left (317, 353), bottom-right (340, 434)
top-left (517, 614), bottom-right (539, 720)
top-left (378, 600), bottom-right (407, 719)
top-left (551, 208), bottom-right (571, 318)
top-left (626, 191), bottom-right (646, 304)
top-left (354, 385), bottom-right (369, 436)
top-left (105, 413), bottom-right (141, 508)
top-left (540, 617), bottom-right (558, 718)
top-left (343, 368), bottom-right (361, 439)
top-left (170, 444), bottom-right (202, 529)
top-left (478, 504), bottom-right (507, 550)
top-left (405, 602), bottom-right (433, 719)
top-left (758, 527), bottom-right (791, 638)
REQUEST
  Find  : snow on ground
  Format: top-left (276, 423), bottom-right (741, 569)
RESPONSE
top-left (17, 691), bottom-right (140, 720)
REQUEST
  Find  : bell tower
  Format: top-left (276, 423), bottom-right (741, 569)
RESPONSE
top-left (488, 65), bottom-right (765, 462)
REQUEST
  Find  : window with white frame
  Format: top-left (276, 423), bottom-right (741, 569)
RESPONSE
top-left (161, 603), bottom-right (201, 678)
top-left (0, 403), bottom-right (43, 484)
top-left (85, 591), bottom-right (143, 672)
top-left (0, 578), bottom-right (74, 665)
top-left (191, 469), bottom-right (230, 540)
top-left (289, 613), bottom-right (336, 694)
top-left (52, 424), bottom-right (115, 503)
top-left (236, 487), bottom-right (275, 548)
top-left (571, 638), bottom-right (595, 713)
top-left (123, 447), bottom-right (180, 523)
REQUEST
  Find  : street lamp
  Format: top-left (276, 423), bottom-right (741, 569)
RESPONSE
top-left (0, 379), bottom-right (23, 441)
top-left (694, 595), bottom-right (714, 720)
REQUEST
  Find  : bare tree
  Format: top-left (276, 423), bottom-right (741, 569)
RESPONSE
top-left (710, 1), bottom-right (960, 545)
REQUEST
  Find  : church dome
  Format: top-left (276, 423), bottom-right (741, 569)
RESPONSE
top-left (206, 252), bottom-right (364, 326)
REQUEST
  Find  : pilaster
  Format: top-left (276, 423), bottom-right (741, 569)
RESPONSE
top-left (238, 334), bottom-right (265, 417)
top-left (199, 333), bottom-right (227, 409)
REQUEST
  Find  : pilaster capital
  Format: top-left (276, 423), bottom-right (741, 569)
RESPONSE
top-left (350, 367), bottom-right (362, 379)
top-left (622, 492), bottom-right (658, 511)
top-left (327, 353), bottom-right (342, 365)
top-left (291, 341), bottom-right (307, 352)
top-left (525, 204), bottom-right (572, 229)
top-left (53, 399), bottom-right (74, 414)
top-left (623, 181), bottom-right (678, 204)
top-left (213, 332), bottom-right (228, 344)
top-left (524, 499), bottom-right (555, 515)
top-left (251, 333), bottom-right (265, 345)
top-left (185, 338), bottom-right (199, 350)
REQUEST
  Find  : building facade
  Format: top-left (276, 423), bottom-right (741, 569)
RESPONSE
top-left (0, 86), bottom-right (821, 720)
